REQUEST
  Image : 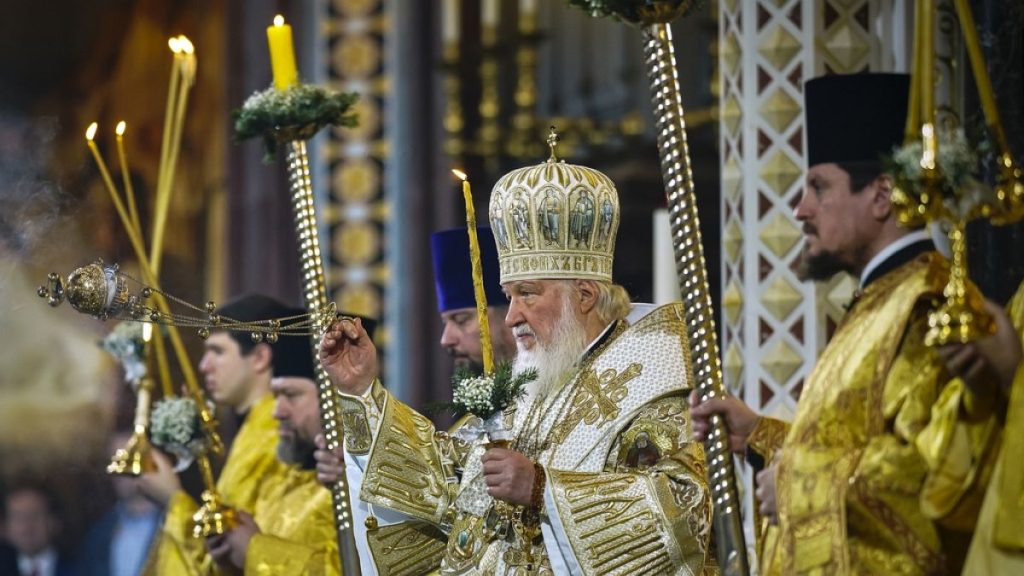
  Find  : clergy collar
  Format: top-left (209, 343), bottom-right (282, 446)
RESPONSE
top-left (578, 319), bottom-right (620, 366)
top-left (859, 229), bottom-right (933, 289)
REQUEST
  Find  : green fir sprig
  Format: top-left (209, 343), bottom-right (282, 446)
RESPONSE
top-left (233, 84), bottom-right (359, 160)
top-left (434, 362), bottom-right (537, 420)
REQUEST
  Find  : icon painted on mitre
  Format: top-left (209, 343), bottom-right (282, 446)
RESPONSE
top-left (539, 188), bottom-right (562, 246)
top-left (570, 191), bottom-right (595, 248)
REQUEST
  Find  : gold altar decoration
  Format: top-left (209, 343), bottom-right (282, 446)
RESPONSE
top-left (567, 1), bottom-right (748, 572)
top-left (891, 0), bottom-right (1024, 346)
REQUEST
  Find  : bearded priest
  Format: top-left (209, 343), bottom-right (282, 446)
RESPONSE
top-left (317, 143), bottom-right (714, 575)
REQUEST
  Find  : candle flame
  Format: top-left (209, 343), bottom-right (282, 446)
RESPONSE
top-left (85, 122), bottom-right (98, 141)
top-left (142, 322), bottom-right (153, 342)
top-left (115, 121), bottom-right (126, 136)
top-left (452, 169), bottom-right (468, 181)
top-left (168, 36), bottom-right (181, 53)
top-left (274, 14), bottom-right (285, 26)
top-left (179, 35), bottom-right (194, 55)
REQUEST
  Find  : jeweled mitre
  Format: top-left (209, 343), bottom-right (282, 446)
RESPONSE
top-left (488, 156), bottom-right (620, 283)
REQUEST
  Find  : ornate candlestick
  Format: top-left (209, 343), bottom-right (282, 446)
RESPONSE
top-left (238, 16), bottom-right (363, 568)
top-left (890, 1), bottom-right (1023, 345)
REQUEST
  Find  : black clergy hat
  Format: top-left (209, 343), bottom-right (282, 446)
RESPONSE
top-left (270, 307), bottom-right (316, 381)
top-left (430, 227), bottom-right (505, 314)
top-left (805, 73), bottom-right (910, 167)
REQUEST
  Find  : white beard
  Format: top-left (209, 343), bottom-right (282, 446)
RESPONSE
top-left (512, 295), bottom-right (589, 404)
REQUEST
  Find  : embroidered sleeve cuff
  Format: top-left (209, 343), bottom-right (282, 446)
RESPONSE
top-left (746, 416), bottom-right (790, 467)
top-left (338, 378), bottom-right (385, 454)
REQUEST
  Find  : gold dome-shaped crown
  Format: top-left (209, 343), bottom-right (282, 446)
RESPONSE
top-left (488, 128), bottom-right (620, 283)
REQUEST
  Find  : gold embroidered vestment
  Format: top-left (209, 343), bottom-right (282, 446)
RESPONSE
top-left (344, 303), bottom-right (714, 575)
top-left (749, 254), bottom-right (999, 575)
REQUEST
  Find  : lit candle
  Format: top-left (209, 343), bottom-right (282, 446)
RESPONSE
top-left (86, 122), bottom-right (149, 272)
top-left (443, 0), bottom-right (460, 44)
top-left (86, 123), bottom-right (121, 215)
top-left (482, 0), bottom-right (499, 28)
top-left (267, 15), bottom-right (299, 90)
top-left (178, 35), bottom-right (197, 86)
top-left (452, 169), bottom-right (494, 375)
top-left (115, 121), bottom-right (142, 237)
top-left (152, 35), bottom-right (196, 275)
top-left (156, 37), bottom-right (181, 226)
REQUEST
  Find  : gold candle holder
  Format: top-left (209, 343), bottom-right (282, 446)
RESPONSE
top-left (892, 1), bottom-right (1024, 345)
top-left (192, 454), bottom-right (237, 538)
top-left (925, 218), bottom-right (994, 345)
top-left (107, 376), bottom-right (157, 476)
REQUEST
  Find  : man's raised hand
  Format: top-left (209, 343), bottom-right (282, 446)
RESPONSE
top-left (319, 316), bottom-right (378, 396)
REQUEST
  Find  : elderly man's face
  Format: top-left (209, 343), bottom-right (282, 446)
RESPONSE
top-left (502, 279), bottom-right (569, 351)
top-left (504, 279), bottom-right (592, 400)
top-left (271, 376), bottom-right (320, 466)
top-left (794, 163), bottom-right (878, 280)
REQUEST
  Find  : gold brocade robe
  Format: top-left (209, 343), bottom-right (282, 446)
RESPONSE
top-left (748, 253), bottom-right (999, 575)
top-left (244, 465), bottom-right (340, 575)
top-left (148, 395), bottom-right (286, 575)
top-left (342, 303), bottom-right (714, 576)
top-left (962, 281), bottom-right (1024, 573)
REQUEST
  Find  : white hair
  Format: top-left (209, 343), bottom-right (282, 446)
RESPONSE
top-left (512, 289), bottom-right (589, 402)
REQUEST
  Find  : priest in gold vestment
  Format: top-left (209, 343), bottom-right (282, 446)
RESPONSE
top-left (318, 151), bottom-right (714, 575)
top-left (141, 295), bottom-right (293, 575)
top-left (940, 281), bottom-right (1024, 573)
top-left (203, 324), bottom-right (347, 575)
top-left (691, 73), bottom-right (1000, 575)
